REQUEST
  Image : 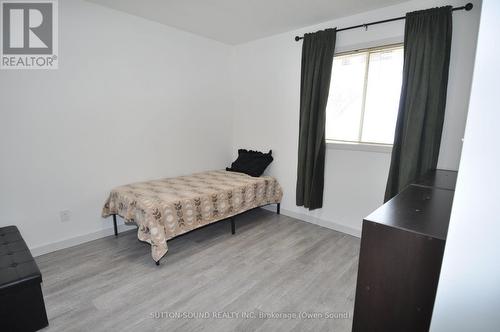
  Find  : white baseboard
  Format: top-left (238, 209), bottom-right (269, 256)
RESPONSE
top-left (30, 223), bottom-right (134, 257)
top-left (262, 206), bottom-right (361, 238)
top-left (31, 207), bottom-right (361, 257)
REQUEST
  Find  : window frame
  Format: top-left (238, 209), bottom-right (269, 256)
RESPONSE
top-left (325, 43), bottom-right (404, 149)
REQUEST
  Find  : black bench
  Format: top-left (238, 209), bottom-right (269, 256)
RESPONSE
top-left (0, 226), bottom-right (48, 331)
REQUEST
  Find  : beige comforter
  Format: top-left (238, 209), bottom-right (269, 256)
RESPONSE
top-left (102, 170), bottom-right (283, 262)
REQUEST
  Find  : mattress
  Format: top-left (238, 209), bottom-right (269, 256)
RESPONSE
top-left (102, 170), bottom-right (283, 262)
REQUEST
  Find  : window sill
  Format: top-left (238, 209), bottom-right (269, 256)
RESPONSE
top-left (326, 140), bottom-right (393, 154)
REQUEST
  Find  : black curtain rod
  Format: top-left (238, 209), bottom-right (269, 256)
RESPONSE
top-left (294, 2), bottom-right (473, 41)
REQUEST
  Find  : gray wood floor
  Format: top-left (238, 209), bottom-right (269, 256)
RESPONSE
top-left (36, 208), bottom-right (360, 332)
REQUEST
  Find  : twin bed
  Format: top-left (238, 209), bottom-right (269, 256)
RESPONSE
top-left (102, 170), bottom-right (283, 265)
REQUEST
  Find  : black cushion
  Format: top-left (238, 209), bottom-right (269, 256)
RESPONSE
top-left (0, 226), bottom-right (41, 291)
top-left (0, 226), bottom-right (48, 331)
top-left (226, 149), bottom-right (273, 177)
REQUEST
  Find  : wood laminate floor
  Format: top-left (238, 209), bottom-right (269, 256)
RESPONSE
top-left (36, 208), bottom-right (360, 332)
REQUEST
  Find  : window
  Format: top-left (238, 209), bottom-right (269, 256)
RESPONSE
top-left (325, 44), bottom-right (404, 145)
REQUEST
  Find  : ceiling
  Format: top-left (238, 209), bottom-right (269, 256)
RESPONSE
top-left (87, 0), bottom-right (409, 45)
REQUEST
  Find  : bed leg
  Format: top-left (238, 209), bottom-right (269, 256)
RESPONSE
top-left (113, 214), bottom-right (118, 237)
top-left (231, 218), bottom-right (235, 235)
top-left (277, 203), bottom-right (281, 215)
top-left (155, 260), bottom-right (160, 266)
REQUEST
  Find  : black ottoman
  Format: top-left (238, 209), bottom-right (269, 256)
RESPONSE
top-left (0, 226), bottom-right (48, 332)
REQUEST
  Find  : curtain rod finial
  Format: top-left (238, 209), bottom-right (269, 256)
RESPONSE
top-left (465, 3), bottom-right (473, 11)
top-left (295, 36), bottom-right (302, 42)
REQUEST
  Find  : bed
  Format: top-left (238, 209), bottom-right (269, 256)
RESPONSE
top-left (102, 170), bottom-right (283, 264)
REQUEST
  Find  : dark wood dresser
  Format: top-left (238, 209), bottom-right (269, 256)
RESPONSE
top-left (352, 169), bottom-right (457, 332)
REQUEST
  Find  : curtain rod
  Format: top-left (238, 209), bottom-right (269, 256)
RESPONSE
top-left (294, 3), bottom-right (473, 41)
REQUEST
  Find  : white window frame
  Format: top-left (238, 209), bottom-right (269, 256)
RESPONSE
top-left (326, 43), bottom-right (404, 153)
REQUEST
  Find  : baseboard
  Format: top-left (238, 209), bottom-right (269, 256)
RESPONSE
top-left (31, 207), bottom-right (361, 257)
top-left (30, 222), bottom-right (134, 257)
top-left (262, 206), bottom-right (361, 238)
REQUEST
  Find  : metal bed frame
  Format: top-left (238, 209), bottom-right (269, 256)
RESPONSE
top-left (112, 202), bottom-right (280, 265)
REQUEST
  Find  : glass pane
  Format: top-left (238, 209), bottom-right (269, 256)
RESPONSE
top-left (325, 52), bottom-right (368, 142)
top-left (361, 47), bottom-right (404, 144)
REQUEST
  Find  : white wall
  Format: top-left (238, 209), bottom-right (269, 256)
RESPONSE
top-left (0, 0), bottom-right (482, 254)
top-left (0, 0), bottom-right (234, 253)
top-left (231, 0), bottom-right (481, 236)
top-left (431, 1), bottom-right (500, 330)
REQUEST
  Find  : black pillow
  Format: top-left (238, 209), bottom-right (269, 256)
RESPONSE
top-left (226, 149), bottom-right (273, 177)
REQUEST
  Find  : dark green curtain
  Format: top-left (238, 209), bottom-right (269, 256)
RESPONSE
top-left (384, 6), bottom-right (452, 202)
top-left (296, 29), bottom-right (336, 210)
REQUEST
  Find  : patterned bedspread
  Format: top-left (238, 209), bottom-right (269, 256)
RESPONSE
top-left (102, 170), bottom-right (283, 262)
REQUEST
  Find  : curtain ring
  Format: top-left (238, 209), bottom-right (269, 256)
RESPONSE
top-left (363, 24), bottom-right (368, 31)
